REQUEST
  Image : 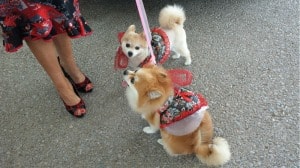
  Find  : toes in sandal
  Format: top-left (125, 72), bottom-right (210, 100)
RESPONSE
top-left (63, 98), bottom-right (86, 118)
top-left (73, 76), bottom-right (93, 93)
top-left (62, 84), bottom-right (86, 118)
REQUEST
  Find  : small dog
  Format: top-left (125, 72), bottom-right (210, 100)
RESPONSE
top-left (123, 65), bottom-right (231, 166)
top-left (121, 4), bottom-right (192, 68)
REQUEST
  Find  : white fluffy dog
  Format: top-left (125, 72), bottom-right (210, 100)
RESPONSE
top-left (121, 4), bottom-right (192, 68)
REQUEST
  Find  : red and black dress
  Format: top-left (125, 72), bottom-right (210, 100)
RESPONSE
top-left (0, 0), bottom-right (92, 52)
top-left (158, 87), bottom-right (209, 136)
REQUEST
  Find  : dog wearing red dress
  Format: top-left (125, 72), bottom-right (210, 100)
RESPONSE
top-left (123, 65), bottom-right (231, 166)
top-left (120, 5), bottom-right (192, 68)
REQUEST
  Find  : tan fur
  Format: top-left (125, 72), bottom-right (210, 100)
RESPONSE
top-left (125, 65), bottom-right (173, 114)
top-left (160, 112), bottom-right (213, 155)
top-left (122, 25), bottom-right (148, 49)
top-left (123, 65), bottom-right (231, 166)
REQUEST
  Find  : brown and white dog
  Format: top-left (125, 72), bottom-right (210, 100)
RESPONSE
top-left (123, 65), bottom-right (231, 166)
top-left (120, 4), bottom-right (191, 68)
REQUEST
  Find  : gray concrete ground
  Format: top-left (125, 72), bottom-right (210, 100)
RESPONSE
top-left (0, 0), bottom-right (299, 167)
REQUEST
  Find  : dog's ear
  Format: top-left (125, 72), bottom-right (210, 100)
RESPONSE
top-left (148, 90), bottom-right (162, 99)
top-left (140, 32), bottom-right (146, 39)
top-left (158, 72), bottom-right (167, 78)
top-left (127, 25), bottom-right (136, 32)
top-left (157, 71), bottom-right (168, 83)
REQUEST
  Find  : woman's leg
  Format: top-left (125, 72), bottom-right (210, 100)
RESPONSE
top-left (53, 33), bottom-right (93, 92)
top-left (53, 34), bottom-right (85, 83)
top-left (25, 38), bottom-right (86, 116)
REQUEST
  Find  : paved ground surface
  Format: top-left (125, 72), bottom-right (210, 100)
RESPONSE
top-left (0, 0), bottom-right (299, 167)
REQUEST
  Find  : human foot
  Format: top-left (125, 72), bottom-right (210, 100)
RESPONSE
top-left (59, 80), bottom-right (86, 117)
top-left (58, 57), bottom-right (93, 93)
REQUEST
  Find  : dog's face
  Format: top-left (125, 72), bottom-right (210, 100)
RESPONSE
top-left (121, 25), bottom-right (148, 58)
top-left (123, 65), bottom-right (174, 114)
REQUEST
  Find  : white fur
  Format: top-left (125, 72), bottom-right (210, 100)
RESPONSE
top-left (124, 75), bottom-right (159, 135)
top-left (197, 137), bottom-right (231, 166)
top-left (124, 75), bottom-right (139, 111)
top-left (148, 91), bottom-right (162, 99)
top-left (159, 4), bottom-right (191, 65)
top-left (122, 43), bottom-right (149, 59)
top-left (143, 126), bottom-right (158, 134)
top-left (125, 87), bottom-right (138, 111)
top-left (121, 41), bottom-right (150, 67)
top-left (157, 139), bottom-right (163, 145)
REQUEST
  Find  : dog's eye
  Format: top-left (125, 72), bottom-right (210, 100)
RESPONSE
top-left (126, 43), bottom-right (130, 48)
top-left (135, 46), bottom-right (140, 50)
top-left (130, 78), bottom-right (135, 84)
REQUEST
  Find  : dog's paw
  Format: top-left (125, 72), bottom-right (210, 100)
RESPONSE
top-left (184, 59), bottom-right (192, 65)
top-left (171, 51), bottom-right (180, 59)
top-left (157, 139), bottom-right (164, 145)
top-left (141, 114), bottom-right (145, 119)
top-left (143, 126), bottom-right (157, 134)
top-left (172, 53), bottom-right (180, 59)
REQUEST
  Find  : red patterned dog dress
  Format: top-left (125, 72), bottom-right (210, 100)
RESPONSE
top-left (158, 87), bottom-right (208, 136)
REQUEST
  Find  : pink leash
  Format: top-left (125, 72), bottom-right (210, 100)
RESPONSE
top-left (135, 0), bottom-right (156, 65)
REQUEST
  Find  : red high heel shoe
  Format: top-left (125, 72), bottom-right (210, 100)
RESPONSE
top-left (62, 83), bottom-right (86, 118)
top-left (58, 57), bottom-right (93, 93)
top-left (72, 76), bottom-right (93, 93)
top-left (63, 97), bottom-right (86, 118)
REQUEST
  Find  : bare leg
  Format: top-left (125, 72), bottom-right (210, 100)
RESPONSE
top-left (26, 38), bottom-right (86, 116)
top-left (53, 33), bottom-right (93, 91)
top-left (53, 33), bottom-right (85, 83)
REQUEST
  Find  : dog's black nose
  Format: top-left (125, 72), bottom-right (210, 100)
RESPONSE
top-left (128, 51), bottom-right (133, 57)
top-left (123, 70), bottom-right (128, 75)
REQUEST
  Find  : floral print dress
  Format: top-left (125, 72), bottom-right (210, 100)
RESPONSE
top-left (0, 0), bottom-right (92, 52)
top-left (158, 87), bottom-right (209, 136)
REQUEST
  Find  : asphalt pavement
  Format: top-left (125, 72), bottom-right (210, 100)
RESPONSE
top-left (0, 0), bottom-right (299, 167)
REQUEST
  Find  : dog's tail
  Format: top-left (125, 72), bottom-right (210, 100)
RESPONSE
top-left (195, 137), bottom-right (231, 166)
top-left (159, 4), bottom-right (186, 29)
